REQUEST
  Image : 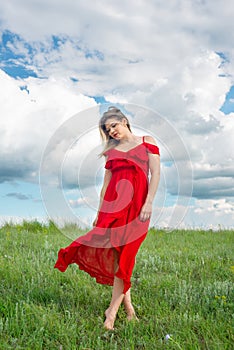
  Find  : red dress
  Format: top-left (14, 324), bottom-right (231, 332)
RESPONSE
top-left (54, 136), bottom-right (160, 293)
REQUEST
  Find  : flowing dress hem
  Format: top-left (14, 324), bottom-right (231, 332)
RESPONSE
top-left (54, 257), bottom-right (131, 294)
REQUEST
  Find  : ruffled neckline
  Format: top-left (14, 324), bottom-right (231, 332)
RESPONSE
top-left (111, 142), bottom-right (144, 154)
top-left (104, 141), bottom-right (160, 158)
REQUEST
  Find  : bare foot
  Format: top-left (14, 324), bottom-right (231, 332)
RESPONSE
top-left (104, 308), bottom-right (116, 330)
top-left (124, 305), bottom-right (139, 322)
top-left (126, 312), bottom-right (139, 322)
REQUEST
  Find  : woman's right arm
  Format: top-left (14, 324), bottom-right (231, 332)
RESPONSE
top-left (93, 168), bottom-right (112, 226)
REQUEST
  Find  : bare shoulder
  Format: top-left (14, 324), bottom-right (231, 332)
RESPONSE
top-left (144, 135), bottom-right (158, 145)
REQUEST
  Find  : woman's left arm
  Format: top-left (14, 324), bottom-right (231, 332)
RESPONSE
top-left (139, 137), bottom-right (160, 222)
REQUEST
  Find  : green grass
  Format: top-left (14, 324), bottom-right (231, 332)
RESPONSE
top-left (0, 221), bottom-right (233, 349)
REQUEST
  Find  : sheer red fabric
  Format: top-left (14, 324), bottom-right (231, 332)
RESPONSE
top-left (54, 136), bottom-right (160, 293)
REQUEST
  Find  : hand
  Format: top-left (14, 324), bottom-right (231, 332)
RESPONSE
top-left (139, 202), bottom-right (152, 222)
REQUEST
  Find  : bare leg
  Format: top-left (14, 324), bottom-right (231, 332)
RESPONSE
top-left (123, 288), bottom-right (139, 321)
top-left (104, 276), bottom-right (124, 330)
top-left (104, 249), bottom-right (124, 330)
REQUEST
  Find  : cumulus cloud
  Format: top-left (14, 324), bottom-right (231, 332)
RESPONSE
top-left (192, 198), bottom-right (234, 228)
top-left (0, 0), bottom-right (233, 227)
top-left (0, 69), bottom-right (96, 184)
top-left (0, 1), bottom-right (233, 94)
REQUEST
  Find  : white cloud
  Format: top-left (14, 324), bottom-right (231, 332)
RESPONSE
top-left (1, 0), bottom-right (233, 93)
top-left (0, 0), bottom-right (234, 227)
top-left (151, 198), bottom-right (234, 230)
top-left (68, 197), bottom-right (90, 208)
top-left (192, 198), bottom-right (234, 228)
top-left (0, 69), bottom-right (96, 183)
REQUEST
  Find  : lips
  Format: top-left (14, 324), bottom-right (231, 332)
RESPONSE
top-left (113, 133), bottom-right (119, 137)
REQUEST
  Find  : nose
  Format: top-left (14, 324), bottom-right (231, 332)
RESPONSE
top-left (108, 126), bottom-right (116, 135)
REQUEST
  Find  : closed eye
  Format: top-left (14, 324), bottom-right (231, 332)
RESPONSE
top-left (106, 123), bottom-right (118, 133)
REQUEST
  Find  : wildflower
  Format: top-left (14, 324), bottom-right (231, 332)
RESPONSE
top-left (165, 334), bottom-right (172, 341)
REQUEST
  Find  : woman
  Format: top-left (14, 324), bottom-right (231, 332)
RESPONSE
top-left (54, 106), bottom-right (160, 330)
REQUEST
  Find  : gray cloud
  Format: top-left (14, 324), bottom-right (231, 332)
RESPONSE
top-left (184, 114), bottom-right (223, 135)
top-left (0, 157), bottom-right (36, 183)
top-left (192, 177), bottom-right (234, 199)
top-left (193, 166), bottom-right (234, 180)
top-left (5, 192), bottom-right (31, 200)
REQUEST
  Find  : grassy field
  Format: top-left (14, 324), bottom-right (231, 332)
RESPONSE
top-left (0, 221), bottom-right (233, 350)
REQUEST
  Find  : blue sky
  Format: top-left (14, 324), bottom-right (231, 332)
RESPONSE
top-left (0, 0), bottom-right (234, 229)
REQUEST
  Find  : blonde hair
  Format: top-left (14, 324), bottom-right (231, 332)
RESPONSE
top-left (99, 106), bottom-right (132, 157)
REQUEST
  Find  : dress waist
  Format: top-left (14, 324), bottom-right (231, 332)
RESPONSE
top-left (111, 164), bottom-right (136, 173)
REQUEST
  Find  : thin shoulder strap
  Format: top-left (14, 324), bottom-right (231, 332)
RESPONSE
top-left (142, 135), bottom-right (145, 143)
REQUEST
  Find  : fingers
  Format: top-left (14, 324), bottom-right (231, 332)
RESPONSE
top-left (139, 210), bottom-right (151, 222)
top-left (139, 215), bottom-right (151, 222)
top-left (139, 203), bottom-right (153, 222)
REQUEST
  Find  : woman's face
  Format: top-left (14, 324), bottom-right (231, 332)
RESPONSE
top-left (105, 118), bottom-right (127, 140)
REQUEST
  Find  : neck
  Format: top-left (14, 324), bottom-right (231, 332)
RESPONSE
top-left (119, 133), bottom-right (136, 144)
